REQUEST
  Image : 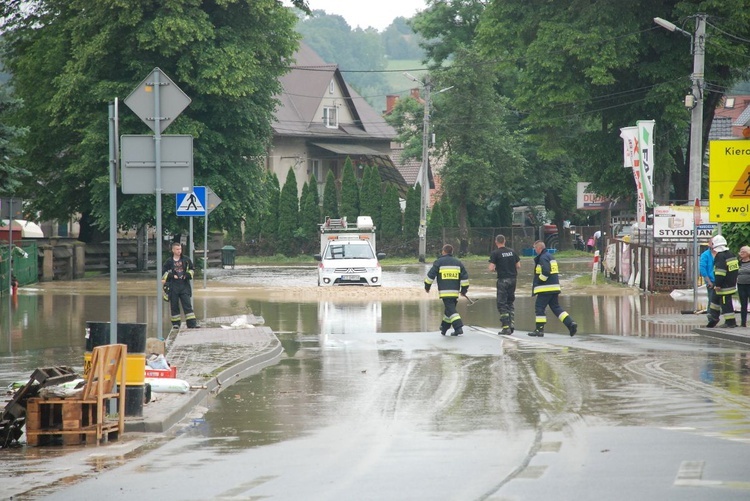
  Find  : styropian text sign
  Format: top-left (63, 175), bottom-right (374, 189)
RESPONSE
top-left (653, 205), bottom-right (716, 240)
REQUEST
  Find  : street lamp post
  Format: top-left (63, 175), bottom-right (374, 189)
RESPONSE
top-left (654, 14), bottom-right (707, 202)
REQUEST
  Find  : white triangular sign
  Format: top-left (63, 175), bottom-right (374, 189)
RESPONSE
top-left (178, 192), bottom-right (205, 212)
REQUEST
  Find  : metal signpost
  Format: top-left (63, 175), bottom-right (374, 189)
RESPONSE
top-left (204, 187), bottom-right (222, 289)
top-left (124, 68), bottom-right (192, 340)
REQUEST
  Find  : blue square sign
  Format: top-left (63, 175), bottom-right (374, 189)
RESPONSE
top-left (176, 186), bottom-right (206, 216)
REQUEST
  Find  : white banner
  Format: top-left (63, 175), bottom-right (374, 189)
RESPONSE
top-left (621, 126), bottom-right (646, 229)
top-left (652, 205), bottom-right (716, 240)
top-left (637, 120), bottom-right (655, 208)
top-left (620, 126), bottom-right (638, 168)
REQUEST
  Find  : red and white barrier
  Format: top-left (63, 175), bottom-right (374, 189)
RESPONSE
top-left (591, 250), bottom-right (600, 284)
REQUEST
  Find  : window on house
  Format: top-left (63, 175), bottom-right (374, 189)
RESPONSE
top-left (329, 80), bottom-right (335, 94)
top-left (308, 159), bottom-right (320, 180)
top-left (725, 97), bottom-right (735, 109)
top-left (323, 107), bottom-right (338, 128)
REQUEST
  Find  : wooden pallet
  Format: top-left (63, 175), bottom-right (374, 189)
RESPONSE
top-left (25, 344), bottom-right (126, 446)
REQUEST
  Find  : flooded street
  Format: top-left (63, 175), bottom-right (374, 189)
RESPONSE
top-left (3, 259), bottom-right (750, 500)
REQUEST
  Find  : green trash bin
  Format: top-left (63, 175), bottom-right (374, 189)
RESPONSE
top-left (221, 245), bottom-right (236, 269)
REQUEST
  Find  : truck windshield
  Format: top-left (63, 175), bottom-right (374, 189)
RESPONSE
top-left (325, 243), bottom-right (375, 259)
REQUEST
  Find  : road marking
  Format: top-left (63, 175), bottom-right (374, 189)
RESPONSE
top-left (675, 460), bottom-right (750, 489)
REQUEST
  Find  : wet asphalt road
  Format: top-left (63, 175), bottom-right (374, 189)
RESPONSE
top-left (3, 261), bottom-right (750, 500)
top-left (30, 326), bottom-right (750, 500)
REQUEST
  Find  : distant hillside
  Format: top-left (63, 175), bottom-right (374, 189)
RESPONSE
top-left (296, 11), bottom-right (425, 112)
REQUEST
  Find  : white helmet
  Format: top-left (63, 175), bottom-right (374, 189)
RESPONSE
top-left (712, 235), bottom-right (728, 252)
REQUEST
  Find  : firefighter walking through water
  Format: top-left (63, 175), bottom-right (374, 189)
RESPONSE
top-left (529, 240), bottom-right (577, 337)
top-left (425, 244), bottom-right (470, 336)
top-left (706, 235), bottom-right (738, 328)
top-left (162, 242), bottom-right (198, 329)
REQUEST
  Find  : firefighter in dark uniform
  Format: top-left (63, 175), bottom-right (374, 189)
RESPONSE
top-left (489, 234), bottom-right (521, 335)
top-left (162, 242), bottom-right (198, 329)
top-left (529, 240), bottom-right (577, 337)
top-left (706, 235), bottom-right (738, 328)
top-left (425, 244), bottom-right (470, 336)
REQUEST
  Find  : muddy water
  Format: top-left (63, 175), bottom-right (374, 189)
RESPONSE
top-left (4, 259), bottom-right (750, 500)
top-left (0, 258), bottom-right (712, 386)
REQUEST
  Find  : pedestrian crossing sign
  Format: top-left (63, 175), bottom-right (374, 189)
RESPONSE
top-left (176, 186), bottom-right (206, 216)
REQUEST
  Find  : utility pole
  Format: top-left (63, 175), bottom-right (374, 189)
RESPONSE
top-left (688, 14), bottom-right (706, 203)
top-left (654, 14), bottom-right (706, 202)
top-left (419, 77), bottom-right (431, 263)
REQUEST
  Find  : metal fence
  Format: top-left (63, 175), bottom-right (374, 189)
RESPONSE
top-left (0, 241), bottom-right (38, 293)
top-left (437, 226), bottom-right (601, 257)
top-left (602, 234), bottom-right (701, 293)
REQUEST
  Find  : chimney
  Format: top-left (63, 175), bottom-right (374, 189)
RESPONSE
top-left (385, 95), bottom-right (400, 115)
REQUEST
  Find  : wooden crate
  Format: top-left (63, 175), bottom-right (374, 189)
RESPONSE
top-left (25, 344), bottom-right (126, 446)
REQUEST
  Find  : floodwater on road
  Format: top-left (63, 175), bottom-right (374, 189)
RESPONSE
top-left (0, 259), bottom-right (709, 385)
top-left (3, 259), bottom-right (750, 500)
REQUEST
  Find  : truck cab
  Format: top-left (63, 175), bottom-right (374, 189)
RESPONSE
top-left (314, 216), bottom-right (386, 286)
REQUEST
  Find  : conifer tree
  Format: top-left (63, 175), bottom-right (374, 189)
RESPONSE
top-left (403, 183), bottom-right (421, 245)
top-left (427, 199), bottom-right (444, 243)
top-left (278, 168), bottom-right (300, 256)
top-left (380, 184), bottom-right (402, 241)
top-left (300, 175), bottom-right (321, 252)
top-left (339, 157), bottom-right (360, 223)
top-left (259, 173), bottom-right (280, 250)
top-left (359, 165), bottom-right (382, 229)
top-left (322, 170), bottom-right (338, 220)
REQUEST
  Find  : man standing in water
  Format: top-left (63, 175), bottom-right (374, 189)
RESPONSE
top-left (425, 244), bottom-right (470, 336)
top-left (488, 234), bottom-right (520, 335)
top-left (162, 242), bottom-right (198, 329)
top-left (528, 240), bottom-right (577, 337)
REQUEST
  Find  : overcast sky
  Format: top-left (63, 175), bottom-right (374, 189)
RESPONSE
top-left (296, 0), bottom-right (428, 31)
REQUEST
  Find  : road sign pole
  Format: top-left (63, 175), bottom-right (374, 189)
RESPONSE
top-left (204, 211), bottom-right (208, 290)
top-left (154, 68), bottom-right (164, 340)
top-left (108, 101), bottom-right (118, 345)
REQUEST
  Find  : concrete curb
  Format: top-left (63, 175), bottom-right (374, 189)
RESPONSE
top-left (124, 335), bottom-right (283, 434)
top-left (693, 327), bottom-right (750, 346)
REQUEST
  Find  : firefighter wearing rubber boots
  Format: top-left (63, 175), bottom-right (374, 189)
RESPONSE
top-left (425, 244), bottom-right (470, 336)
top-left (706, 235), bottom-right (738, 328)
top-left (162, 241), bottom-right (198, 329)
top-left (529, 240), bottom-right (577, 337)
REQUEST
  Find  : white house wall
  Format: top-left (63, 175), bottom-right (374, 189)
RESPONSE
top-left (269, 136), bottom-right (309, 197)
top-left (314, 78), bottom-right (354, 127)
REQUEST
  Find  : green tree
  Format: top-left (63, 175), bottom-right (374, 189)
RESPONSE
top-left (359, 165), bottom-right (382, 230)
top-left (260, 173), bottom-right (281, 251)
top-left (322, 169), bottom-right (338, 219)
top-left (441, 201), bottom-right (456, 228)
top-left (427, 199), bottom-right (444, 244)
top-left (339, 157), bottom-right (360, 223)
top-left (476, 0), bottom-right (750, 203)
top-left (0, 0), bottom-right (304, 241)
top-left (296, 11), bottom-right (387, 108)
top-left (0, 83), bottom-right (28, 195)
top-left (278, 168), bottom-right (300, 256)
top-left (300, 175), bottom-right (321, 252)
top-left (404, 184), bottom-right (421, 250)
top-left (410, 0), bottom-right (486, 67)
top-left (380, 184), bottom-right (403, 241)
top-left (383, 17), bottom-right (424, 60)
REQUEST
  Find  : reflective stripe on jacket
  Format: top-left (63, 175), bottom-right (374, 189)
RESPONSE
top-left (714, 250), bottom-right (738, 295)
top-left (425, 254), bottom-right (469, 298)
top-left (532, 249), bottom-right (561, 295)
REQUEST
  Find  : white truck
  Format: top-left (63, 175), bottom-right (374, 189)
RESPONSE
top-left (314, 216), bottom-right (385, 286)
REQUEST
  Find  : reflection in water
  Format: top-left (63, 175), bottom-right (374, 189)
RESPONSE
top-left (0, 264), bottom-right (740, 390)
